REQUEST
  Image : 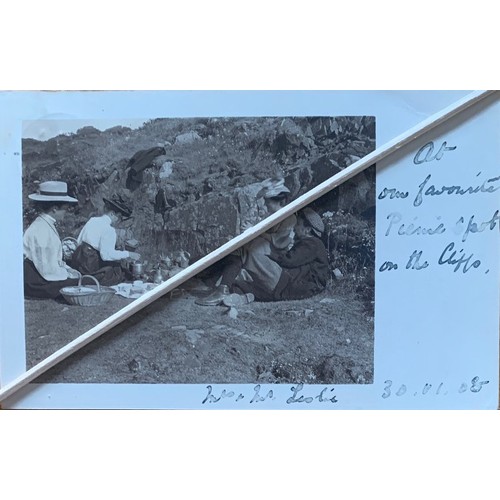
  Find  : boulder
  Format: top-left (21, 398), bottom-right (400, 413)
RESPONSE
top-left (175, 131), bottom-right (202, 145)
top-left (310, 155), bottom-right (343, 186)
top-left (159, 161), bottom-right (174, 179)
top-left (271, 118), bottom-right (316, 160)
top-left (159, 192), bottom-right (240, 260)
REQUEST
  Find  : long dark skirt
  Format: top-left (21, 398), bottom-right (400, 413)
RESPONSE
top-left (232, 273), bottom-right (277, 302)
top-left (23, 259), bottom-right (80, 300)
top-left (234, 268), bottom-right (325, 302)
top-left (71, 243), bottom-right (126, 286)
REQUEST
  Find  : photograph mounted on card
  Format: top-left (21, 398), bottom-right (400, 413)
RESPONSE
top-left (20, 115), bottom-right (376, 384)
top-left (0, 90), bottom-right (497, 409)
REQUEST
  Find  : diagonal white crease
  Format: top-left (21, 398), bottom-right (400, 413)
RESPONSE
top-left (0, 89), bottom-right (496, 404)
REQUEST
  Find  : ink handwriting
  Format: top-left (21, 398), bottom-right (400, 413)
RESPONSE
top-left (378, 138), bottom-right (497, 278)
top-left (382, 377), bottom-right (489, 399)
top-left (438, 242), bottom-right (482, 273)
top-left (201, 384), bottom-right (338, 405)
top-left (413, 173), bottom-right (500, 207)
top-left (413, 141), bottom-right (457, 165)
top-left (406, 250), bottom-right (429, 270)
top-left (286, 383), bottom-right (338, 404)
top-left (378, 187), bottom-right (409, 200)
top-left (457, 210), bottom-right (499, 242)
top-left (385, 212), bottom-right (446, 237)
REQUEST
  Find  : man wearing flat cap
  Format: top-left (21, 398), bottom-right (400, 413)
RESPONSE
top-left (71, 195), bottom-right (141, 285)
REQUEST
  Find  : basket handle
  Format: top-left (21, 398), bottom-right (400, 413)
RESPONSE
top-left (78, 274), bottom-right (101, 292)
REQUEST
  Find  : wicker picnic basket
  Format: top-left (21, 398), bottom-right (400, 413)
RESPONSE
top-left (60, 274), bottom-right (116, 307)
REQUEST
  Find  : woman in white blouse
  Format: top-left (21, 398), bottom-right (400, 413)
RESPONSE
top-left (71, 195), bottom-right (140, 285)
top-left (23, 181), bottom-right (81, 299)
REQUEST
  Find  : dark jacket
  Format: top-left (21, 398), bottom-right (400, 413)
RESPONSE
top-left (271, 235), bottom-right (329, 300)
top-left (126, 146), bottom-right (166, 190)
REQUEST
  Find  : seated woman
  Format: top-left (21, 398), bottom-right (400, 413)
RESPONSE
top-left (196, 178), bottom-right (296, 306)
top-left (23, 181), bottom-right (81, 299)
top-left (267, 207), bottom-right (330, 301)
top-left (71, 195), bottom-right (141, 286)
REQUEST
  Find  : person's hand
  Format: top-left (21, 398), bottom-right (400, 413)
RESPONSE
top-left (67, 268), bottom-right (81, 279)
top-left (129, 251), bottom-right (141, 261)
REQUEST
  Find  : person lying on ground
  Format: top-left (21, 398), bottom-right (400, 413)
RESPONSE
top-left (71, 195), bottom-right (140, 286)
top-left (23, 181), bottom-right (81, 299)
top-left (196, 178), bottom-right (296, 306)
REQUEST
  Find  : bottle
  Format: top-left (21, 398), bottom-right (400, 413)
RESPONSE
top-left (153, 266), bottom-right (163, 284)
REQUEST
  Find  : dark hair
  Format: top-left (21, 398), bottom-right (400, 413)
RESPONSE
top-left (267, 192), bottom-right (288, 203)
top-left (33, 200), bottom-right (70, 213)
top-left (104, 206), bottom-right (121, 216)
top-left (298, 213), bottom-right (310, 227)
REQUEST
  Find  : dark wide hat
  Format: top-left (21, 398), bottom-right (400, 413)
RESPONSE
top-left (103, 195), bottom-right (132, 218)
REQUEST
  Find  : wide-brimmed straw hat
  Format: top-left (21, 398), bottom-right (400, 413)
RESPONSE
top-left (301, 207), bottom-right (325, 237)
top-left (103, 195), bottom-right (132, 218)
top-left (258, 178), bottom-right (290, 199)
top-left (28, 181), bottom-right (78, 203)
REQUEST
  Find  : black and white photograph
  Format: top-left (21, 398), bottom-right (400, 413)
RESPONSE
top-left (22, 115), bottom-right (376, 385)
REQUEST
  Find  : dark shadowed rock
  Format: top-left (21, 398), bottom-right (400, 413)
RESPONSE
top-left (310, 155), bottom-right (343, 185)
top-left (157, 192), bottom-right (240, 260)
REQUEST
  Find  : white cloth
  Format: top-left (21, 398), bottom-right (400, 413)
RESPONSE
top-left (23, 214), bottom-right (73, 281)
top-left (77, 214), bottom-right (130, 261)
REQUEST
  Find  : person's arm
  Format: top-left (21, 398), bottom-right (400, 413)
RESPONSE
top-left (271, 238), bottom-right (317, 268)
top-left (99, 225), bottom-right (130, 261)
top-left (27, 228), bottom-right (70, 281)
top-left (63, 262), bottom-right (81, 278)
top-left (269, 215), bottom-right (296, 250)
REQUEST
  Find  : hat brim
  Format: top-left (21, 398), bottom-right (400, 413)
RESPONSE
top-left (29, 194), bottom-right (78, 203)
top-left (263, 188), bottom-right (290, 199)
top-left (103, 197), bottom-right (132, 218)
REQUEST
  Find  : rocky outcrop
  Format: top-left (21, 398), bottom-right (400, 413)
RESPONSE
top-left (22, 116), bottom-right (376, 272)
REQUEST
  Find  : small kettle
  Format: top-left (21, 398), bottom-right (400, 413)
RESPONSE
top-left (130, 261), bottom-right (143, 278)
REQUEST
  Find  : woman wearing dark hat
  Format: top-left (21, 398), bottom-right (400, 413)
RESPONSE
top-left (71, 195), bottom-right (141, 285)
top-left (268, 207), bottom-right (330, 301)
top-left (23, 181), bottom-right (81, 299)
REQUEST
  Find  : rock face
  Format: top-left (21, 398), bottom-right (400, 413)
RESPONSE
top-left (22, 116), bottom-right (376, 275)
